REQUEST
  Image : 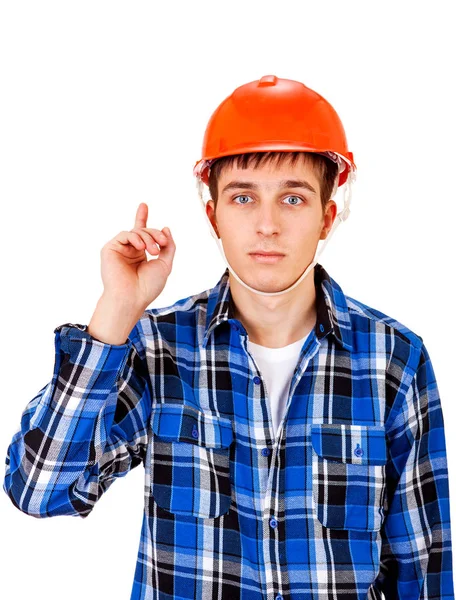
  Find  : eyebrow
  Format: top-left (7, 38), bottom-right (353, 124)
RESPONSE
top-left (221, 178), bottom-right (318, 196)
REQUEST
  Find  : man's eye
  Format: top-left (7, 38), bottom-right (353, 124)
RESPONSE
top-left (233, 195), bottom-right (252, 204)
top-left (284, 196), bottom-right (304, 205)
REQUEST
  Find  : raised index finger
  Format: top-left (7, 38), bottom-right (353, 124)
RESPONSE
top-left (134, 202), bottom-right (148, 230)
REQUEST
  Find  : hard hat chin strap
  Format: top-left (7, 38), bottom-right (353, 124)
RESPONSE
top-left (196, 171), bottom-right (355, 297)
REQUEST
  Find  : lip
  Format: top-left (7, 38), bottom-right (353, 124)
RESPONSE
top-left (250, 253), bottom-right (285, 263)
top-left (249, 251), bottom-right (285, 256)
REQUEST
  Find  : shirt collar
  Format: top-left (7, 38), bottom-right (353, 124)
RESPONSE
top-left (202, 263), bottom-right (354, 351)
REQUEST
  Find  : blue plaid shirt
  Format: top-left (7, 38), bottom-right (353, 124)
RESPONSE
top-left (4, 263), bottom-right (455, 599)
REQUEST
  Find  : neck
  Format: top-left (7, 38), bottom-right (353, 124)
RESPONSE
top-left (229, 267), bottom-right (318, 348)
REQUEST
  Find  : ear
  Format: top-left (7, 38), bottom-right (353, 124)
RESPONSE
top-left (319, 200), bottom-right (338, 240)
top-left (206, 199), bottom-right (220, 238)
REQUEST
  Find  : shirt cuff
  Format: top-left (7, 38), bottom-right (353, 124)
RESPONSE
top-left (53, 322), bottom-right (133, 346)
top-left (53, 322), bottom-right (136, 388)
top-left (53, 321), bottom-right (134, 365)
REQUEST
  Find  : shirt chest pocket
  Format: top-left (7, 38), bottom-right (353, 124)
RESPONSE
top-left (311, 423), bottom-right (388, 532)
top-left (149, 403), bottom-right (234, 519)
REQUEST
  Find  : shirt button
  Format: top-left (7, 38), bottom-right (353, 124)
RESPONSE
top-left (354, 443), bottom-right (364, 457)
top-left (253, 376), bottom-right (261, 384)
top-left (261, 447), bottom-right (271, 457)
top-left (270, 517), bottom-right (278, 528)
top-left (276, 595), bottom-right (284, 600)
top-left (191, 426), bottom-right (199, 439)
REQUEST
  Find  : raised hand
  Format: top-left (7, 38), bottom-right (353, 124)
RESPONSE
top-left (99, 202), bottom-right (176, 311)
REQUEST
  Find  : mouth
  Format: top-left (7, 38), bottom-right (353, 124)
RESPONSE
top-left (249, 252), bottom-right (285, 263)
top-left (249, 251), bottom-right (286, 256)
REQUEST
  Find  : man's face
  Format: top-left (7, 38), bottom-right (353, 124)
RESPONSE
top-left (205, 155), bottom-right (337, 293)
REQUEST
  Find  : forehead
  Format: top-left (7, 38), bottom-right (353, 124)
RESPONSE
top-left (217, 154), bottom-right (320, 193)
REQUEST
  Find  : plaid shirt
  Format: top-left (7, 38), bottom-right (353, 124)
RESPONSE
top-left (4, 263), bottom-right (455, 599)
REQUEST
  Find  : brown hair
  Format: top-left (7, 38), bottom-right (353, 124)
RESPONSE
top-left (208, 151), bottom-right (339, 214)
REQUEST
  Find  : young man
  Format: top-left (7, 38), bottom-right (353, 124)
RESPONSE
top-left (4, 76), bottom-right (454, 600)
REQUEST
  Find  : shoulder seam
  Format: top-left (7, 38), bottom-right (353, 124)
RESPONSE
top-left (346, 297), bottom-right (422, 350)
top-left (145, 289), bottom-right (211, 318)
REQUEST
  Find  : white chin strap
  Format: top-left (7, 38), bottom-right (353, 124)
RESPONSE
top-left (196, 170), bottom-right (355, 297)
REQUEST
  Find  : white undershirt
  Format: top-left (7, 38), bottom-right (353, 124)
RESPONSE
top-left (247, 331), bottom-right (312, 440)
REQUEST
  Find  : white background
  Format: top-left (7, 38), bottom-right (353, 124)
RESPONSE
top-left (1, 1), bottom-right (455, 598)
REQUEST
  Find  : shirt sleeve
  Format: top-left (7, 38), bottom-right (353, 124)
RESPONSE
top-left (3, 321), bottom-right (151, 519)
top-left (375, 342), bottom-right (455, 599)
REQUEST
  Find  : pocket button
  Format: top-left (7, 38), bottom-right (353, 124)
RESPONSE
top-left (354, 443), bottom-right (364, 457)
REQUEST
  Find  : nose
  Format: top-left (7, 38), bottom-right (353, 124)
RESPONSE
top-left (255, 204), bottom-right (281, 237)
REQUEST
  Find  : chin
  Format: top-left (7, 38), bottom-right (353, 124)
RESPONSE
top-left (238, 266), bottom-right (293, 291)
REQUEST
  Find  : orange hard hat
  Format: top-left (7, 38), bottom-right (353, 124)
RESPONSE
top-left (193, 74), bottom-right (356, 188)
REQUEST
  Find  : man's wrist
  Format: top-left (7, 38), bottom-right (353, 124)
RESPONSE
top-left (87, 294), bottom-right (144, 345)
